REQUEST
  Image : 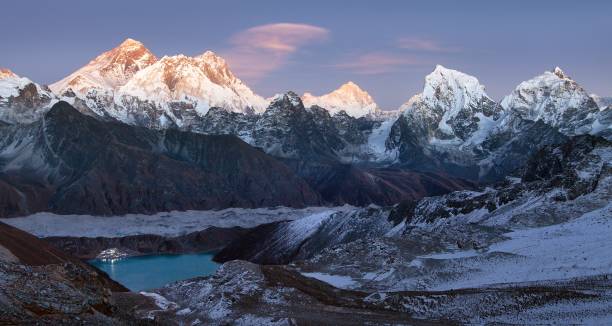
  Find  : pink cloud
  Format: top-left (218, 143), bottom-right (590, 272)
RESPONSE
top-left (223, 23), bottom-right (329, 80)
top-left (334, 52), bottom-right (423, 75)
top-left (397, 37), bottom-right (460, 53)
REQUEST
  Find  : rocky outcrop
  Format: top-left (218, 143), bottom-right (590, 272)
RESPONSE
top-left (149, 259), bottom-right (612, 325)
top-left (150, 260), bottom-right (424, 325)
top-left (214, 206), bottom-right (398, 265)
top-left (0, 222), bottom-right (152, 324)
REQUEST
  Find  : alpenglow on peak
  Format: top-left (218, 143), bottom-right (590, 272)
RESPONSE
top-left (302, 81), bottom-right (378, 118)
top-left (50, 38), bottom-right (158, 95)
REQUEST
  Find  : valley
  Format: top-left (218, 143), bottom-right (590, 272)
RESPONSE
top-left (0, 35), bottom-right (611, 325)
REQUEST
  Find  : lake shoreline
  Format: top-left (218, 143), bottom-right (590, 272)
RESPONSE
top-left (43, 226), bottom-right (252, 260)
top-left (88, 252), bottom-right (221, 292)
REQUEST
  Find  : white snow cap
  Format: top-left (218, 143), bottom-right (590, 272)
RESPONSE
top-left (50, 38), bottom-right (158, 95)
top-left (500, 66), bottom-right (588, 113)
top-left (422, 65), bottom-right (488, 104)
top-left (0, 68), bottom-right (18, 80)
top-left (119, 52), bottom-right (268, 114)
top-left (498, 66), bottom-right (607, 136)
top-left (49, 38), bottom-right (267, 115)
top-left (0, 68), bottom-right (37, 98)
top-left (400, 65), bottom-right (491, 112)
top-left (302, 81), bottom-right (379, 118)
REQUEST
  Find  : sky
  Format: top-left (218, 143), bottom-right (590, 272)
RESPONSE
top-left (1, 0), bottom-right (611, 109)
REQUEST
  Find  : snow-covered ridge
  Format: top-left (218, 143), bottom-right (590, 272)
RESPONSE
top-left (0, 68), bottom-right (51, 99)
top-left (50, 38), bottom-right (157, 95)
top-left (0, 68), bottom-right (57, 124)
top-left (302, 81), bottom-right (379, 118)
top-left (49, 38), bottom-right (268, 117)
top-left (0, 69), bottom-right (32, 98)
top-left (119, 51), bottom-right (268, 114)
top-left (500, 67), bottom-right (601, 135)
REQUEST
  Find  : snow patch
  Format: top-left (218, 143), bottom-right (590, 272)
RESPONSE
top-left (301, 272), bottom-right (357, 289)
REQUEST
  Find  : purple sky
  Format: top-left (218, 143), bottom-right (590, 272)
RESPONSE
top-left (1, 0), bottom-right (610, 109)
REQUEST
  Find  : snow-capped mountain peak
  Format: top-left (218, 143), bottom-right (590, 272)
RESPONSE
top-left (500, 67), bottom-right (601, 135)
top-left (50, 38), bottom-right (158, 95)
top-left (420, 64), bottom-right (489, 109)
top-left (0, 68), bottom-right (18, 80)
top-left (553, 66), bottom-right (568, 79)
top-left (0, 69), bottom-right (29, 98)
top-left (270, 91), bottom-right (303, 109)
top-left (0, 69), bottom-right (57, 124)
top-left (302, 81), bottom-right (378, 118)
top-left (194, 51), bottom-right (241, 87)
top-left (396, 65), bottom-right (501, 143)
top-left (118, 52), bottom-right (268, 115)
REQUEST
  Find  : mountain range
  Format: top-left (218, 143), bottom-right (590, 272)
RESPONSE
top-left (0, 38), bottom-right (610, 216)
top-left (1, 38), bottom-right (612, 324)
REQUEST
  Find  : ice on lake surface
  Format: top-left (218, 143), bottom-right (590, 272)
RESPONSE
top-left (89, 252), bottom-right (219, 291)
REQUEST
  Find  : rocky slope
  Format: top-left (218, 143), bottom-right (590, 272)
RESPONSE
top-left (196, 92), bottom-right (473, 205)
top-left (0, 101), bottom-right (320, 218)
top-left (147, 134), bottom-right (612, 324)
top-left (196, 92), bottom-right (398, 164)
top-left (148, 260), bottom-right (612, 325)
top-left (216, 135), bottom-right (610, 266)
top-left (195, 92), bottom-right (380, 161)
top-left (0, 222), bottom-right (148, 324)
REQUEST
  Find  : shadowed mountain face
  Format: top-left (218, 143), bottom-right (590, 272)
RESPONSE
top-left (0, 102), bottom-right (321, 217)
top-left (281, 159), bottom-right (475, 206)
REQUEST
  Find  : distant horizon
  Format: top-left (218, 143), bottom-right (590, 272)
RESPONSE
top-left (1, 0), bottom-right (611, 108)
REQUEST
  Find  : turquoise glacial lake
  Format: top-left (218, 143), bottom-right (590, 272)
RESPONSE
top-left (89, 252), bottom-right (219, 291)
